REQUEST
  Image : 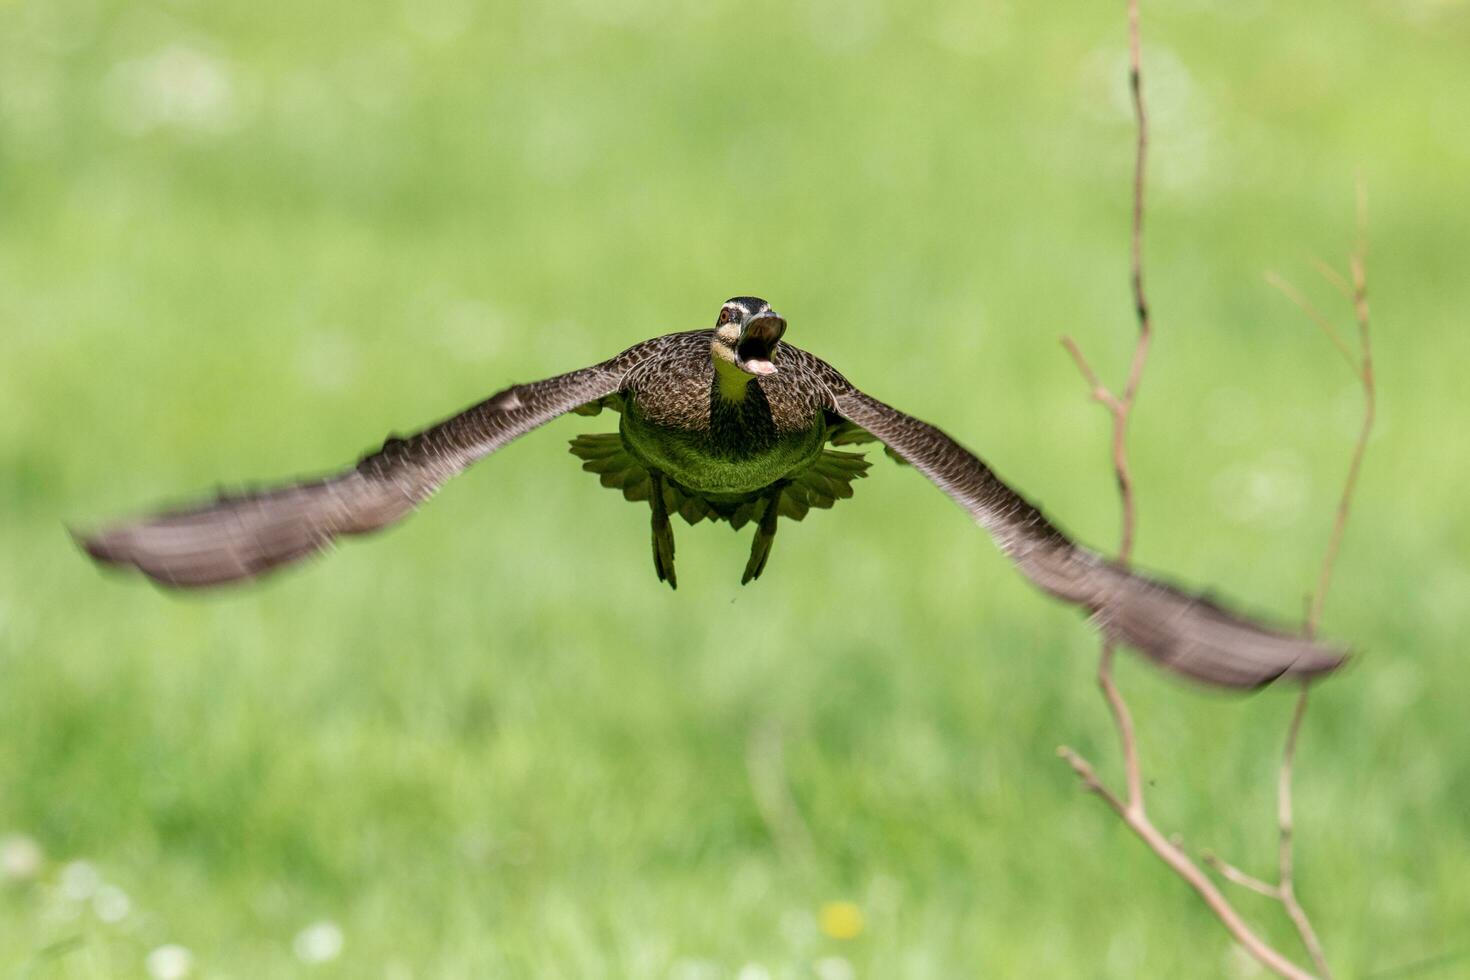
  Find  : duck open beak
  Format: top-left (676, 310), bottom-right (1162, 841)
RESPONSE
top-left (737, 311), bottom-right (786, 376)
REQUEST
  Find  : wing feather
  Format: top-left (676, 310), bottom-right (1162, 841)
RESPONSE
top-left (829, 384), bottom-right (1347, 688)
top-left (79, 354), bottom-right (637, 588)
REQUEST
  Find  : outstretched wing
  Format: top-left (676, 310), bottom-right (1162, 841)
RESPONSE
top-left (78, 357), bottom-right (634, 589)
top-left (830, 385), bottom-right (1347, 688)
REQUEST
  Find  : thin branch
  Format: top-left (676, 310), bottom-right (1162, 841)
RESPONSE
top-left (1096, 644), bottom-right (1142, 810)
top-left (1282, 181), bottom-right (1372, 978)
top-left (1113, 0), bottom-right (1153, 562)
top-left (1279, 686), bottom-right (1334, 978)
top-left (1064, 0), bottom-right (1154, 562)
top-left (1056, 0), bottom-right (1153, 825)
top-left (1200, 692), bottom-right (1332, 979)
top-left (1060, 336), bottom-right (1121, 413)
top-left (1312, 182), bottom-right (1375, 630)
top-left (1122, 0), bottom-right (1154, 412)
top-left (1309, 256), bottom-right (1353, 301)
top-left (1202, 852), bottom-right (1280, 899)
top-left (1266, 272), bottom-right (1359, 377)
top-left (1209, 186), bottom-right (1374, 979)
top-left (1052, 3), bottom-right (1357, 978)
top-left (1055, 746), bottom-right (1125, 814)
top-left (1057, 746), bottom-right (1318, 980)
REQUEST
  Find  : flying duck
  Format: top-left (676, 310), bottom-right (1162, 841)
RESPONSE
top-left (77, 296), bottom-right (1347, 688)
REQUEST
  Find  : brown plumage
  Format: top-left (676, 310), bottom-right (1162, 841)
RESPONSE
top-left (76, 297), bottom-right (1348, 688)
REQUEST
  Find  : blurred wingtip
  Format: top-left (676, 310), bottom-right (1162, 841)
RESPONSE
top-left (69, 521), bottom-right (120, 566)
top-left (70, 520), bottom-right (156, 585)
top-left (1283, 640), bottom-right (1352, 683)
top-left (1089, 562), bottom-right (1357, 691)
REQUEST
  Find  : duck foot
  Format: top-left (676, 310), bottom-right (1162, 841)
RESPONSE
top-left (649, 470), bottom-right (677, 589)
top-left (741, 487), bottom-right (782, 585)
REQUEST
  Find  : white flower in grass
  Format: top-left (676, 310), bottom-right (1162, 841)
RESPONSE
top-left (59, 861), bottom-right (99, 901)
top-left (146, 944), bottom-right (194, 980)
top-left (94, 883), bottom-right (132, 923)
top-left (293, 920), bottom-right (344, 964)
top-left (1, 835), bottom-right (43, 881)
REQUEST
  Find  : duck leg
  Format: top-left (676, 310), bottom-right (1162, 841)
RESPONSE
top-left (649, 469), bottom-right (677, 590)
top-left (741, 484), bottom-right (784, 585)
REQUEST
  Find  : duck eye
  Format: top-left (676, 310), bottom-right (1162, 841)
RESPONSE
top-left (718, 307), bottom-right (737, 325)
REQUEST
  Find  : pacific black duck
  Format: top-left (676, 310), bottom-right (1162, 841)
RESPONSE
top-left (77, 296), bottom-right (1347, 688)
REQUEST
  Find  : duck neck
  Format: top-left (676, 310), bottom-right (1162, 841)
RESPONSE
top-left (713, 354), bottom-right (754, 403)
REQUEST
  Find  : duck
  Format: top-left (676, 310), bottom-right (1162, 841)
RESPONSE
top-left (76, 296), bottom-right (1347, 689)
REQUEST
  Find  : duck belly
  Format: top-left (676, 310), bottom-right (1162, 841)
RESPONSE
top-left (619, 410), bottom-right (826, 495)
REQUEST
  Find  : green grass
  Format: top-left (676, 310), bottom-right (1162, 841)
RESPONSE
top-left (2, 0), bottom-right (1468, 976)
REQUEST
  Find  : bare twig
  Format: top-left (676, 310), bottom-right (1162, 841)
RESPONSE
top-left (1312, 182), bottom-right (1375, 631)
top-left (1202, 851), bottom-right (1279, 898)
top-left (1266, 272), bottom-right (1360, 376)
top-left (1057, 0), bottom-right (1152, 562)
top-left (1057, 746), bottom-right (1319, 980)
top-left (1060, 336), bottom-right (1121, 413)
top-left (1052, 0), bottom-right (1154, 824)
top-left (1122, 0), bottom-right (1153, 415)
top-left (1309, 256), bottom-right (1353, 301)
top-left (1096, 644), bottom-right (1142, 810)
top-left (1206, 688), bottom-right (1332, 978)
top-left (1279, 686), bottom-right (1333, 978)
top-left (1052, 4), bottom-right (1372, 979)
top-left (1210, 181), bottom-right (1374, 980)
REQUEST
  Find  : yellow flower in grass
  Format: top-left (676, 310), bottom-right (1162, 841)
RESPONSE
top-left (818, 900), bottom-right (864, 940)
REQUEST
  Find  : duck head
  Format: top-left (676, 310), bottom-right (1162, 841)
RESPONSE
top-left (711, 296), bottom-right (787, 379)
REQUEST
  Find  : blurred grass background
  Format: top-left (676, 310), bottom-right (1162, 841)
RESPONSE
top-left (2, 0), bottom-right (1468, 976)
